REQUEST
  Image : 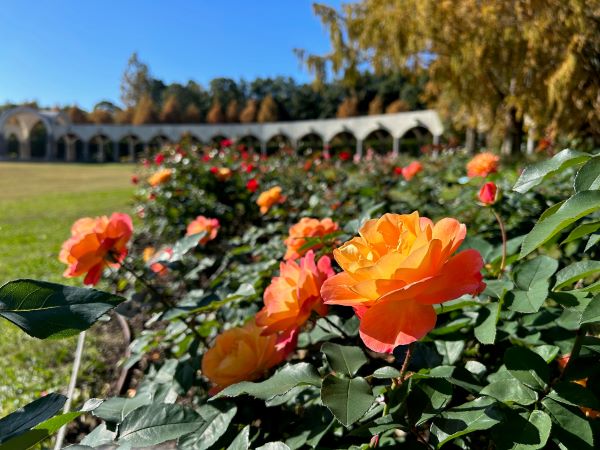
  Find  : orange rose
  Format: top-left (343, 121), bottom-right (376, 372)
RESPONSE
top-left (256, 250), bottom-right (334, 335)
top-left (202, 321), bottom-right (294, 392)
top-left (186, 216), bottom-right (220, 244)
top-left (257, 186), bottom-right (284, 214)
top-left (321, 212), bottom-right (485, 353)
top-left (59, 213), bottom-right (133, 285)
top-left (401, 161), bottom-right (423, 181)
top-left (284, 217), bottom-right (340, 260)
top-left (148, 168), bottom-right (173, 187)
top-left (466, 152), bottom-right (499, 177)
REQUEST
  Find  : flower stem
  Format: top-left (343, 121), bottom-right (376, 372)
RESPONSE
top-left (399, 342), bottom-right (415, 381)
top-left (492, 208), bottom-right (507, 277)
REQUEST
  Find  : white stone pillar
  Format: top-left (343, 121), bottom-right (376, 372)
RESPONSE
top-left (260, 141), bottom-right (267, 156)
top-left (433, 134), bottom-right (440, 146)
top-left (392, 137), bottom-right (400, 157)
top-left (526, 125), bottom-right (536, 155)
top-left (19, 139), bottom-right (31, 160)
top-left (355, 139), bottom-right (363, 159)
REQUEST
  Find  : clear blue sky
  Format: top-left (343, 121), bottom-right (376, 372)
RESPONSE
top-left (0, 0), bottom-right (342, 110)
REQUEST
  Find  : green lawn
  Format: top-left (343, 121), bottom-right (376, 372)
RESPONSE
top-left (0, 162), bottom-right (135, 416)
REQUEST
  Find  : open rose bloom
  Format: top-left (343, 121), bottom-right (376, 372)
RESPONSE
top-left (401, 161), bottom-right (423, 181)
top-left (256, 250), bottom-right (334, 335)
top-left (59, 213), bottom-right (133, 285)
top-left (284, 217), bottom-right (339, 260)
top-left (148, 168), bottom-right (173, 187)
top-left (202, 321), bottom-right (294, 393)
top-left (321, 212), bottom-right (485, 353)
top-left (257, 186), bottom-right (284, 214)
top-left (466, 152), bottom-right (500, 177)
top-left (186, 216), bottom-right (220, 244)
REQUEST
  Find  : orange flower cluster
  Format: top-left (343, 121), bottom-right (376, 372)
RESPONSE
top-left (256, 250), bottom-right (334, 334)
top-left (257, 186), bottom-right (284, 214)
top-left (201, 322), bottom-right (294, 393)
top-left (466, 152), bottom-right (500, 178)
top-left (400, 161), bottom-right (423, 181)
top-left (148, 168), bottom-right (173, 187)
top-left (321, 212), bottom-right (485, 353)
top-left (186, 216), bottom-right (220, 244)
top-left (284, 217), bottom-right (339, 260)
top-left (59, 213), bottom-right (133, 285)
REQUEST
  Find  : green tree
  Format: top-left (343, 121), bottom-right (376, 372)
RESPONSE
top-left (160, 95), bottom-right (182, 123)
top-left (132, 94), bottom-right (158, 125)
top-left (120, 52), bottom-right (152, 109)
top-left (257, 95), bottom-right (279, 123)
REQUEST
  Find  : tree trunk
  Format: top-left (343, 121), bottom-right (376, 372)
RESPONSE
top-left (502, 107), bottom-right (523, 155)
top-left (465, 127), bottom-right (477, 153)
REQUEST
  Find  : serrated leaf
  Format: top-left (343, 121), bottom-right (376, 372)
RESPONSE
top-left (514, 256), bottom-right (559, 290)
top-left (491, 409), bottom-right (551, 450)
top-left (92, 392), bottom-right (153, 423)
top-left (0, 393), bottom-right (66, 444)
top-left (513, 149), bottom-right (590, 194)
top-left (117, 403), bottom-right (203, 447)
top-left (580, 294), bottom-right (600, 324)
top-left (321, 343), bottom-right (367, 377)
top-left (212, 363), bottom-right (321, 400)
top-left (80, 423), bottom-right (116, 447)
top-left (554, 260), bottom-right (600, 290)
top-left (506, 282), bottom-right (549, 314)
top-left (474, 302), bottom-right (499, 345)
top-left (562, 220), bottom-right (600, 244)
top-left (430, 397), bottom-right (503, 447)
top-left (0, 279), bottom-right (124, 339)
top-left (574, 156), bottom-right (600, 192)
top-left (226, 425), bottom-right (250, 450)
top-left (178, 403), bottom-right (237, 450)
top-left (408, 378), bottom-right (453, 426)
top-left (480, 379), bottom-right (538, 405)
top-left (372, 366), bottom-right (401, 379)
top-left (542, 398), bottom-right (594, 449)
top-left (434, 340), bottom-right (464, 364)
top-left (520, 191), bottom-right (600, 258)
top-left (504, 347), bottom-right (549, 390)
top-left (320, 375), bottom-right (374, 427)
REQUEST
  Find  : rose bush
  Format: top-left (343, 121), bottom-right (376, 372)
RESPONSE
top-left (2, 144), bottom-right (599, 449)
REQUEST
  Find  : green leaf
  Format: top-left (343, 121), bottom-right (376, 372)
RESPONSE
top-left (581, 294), bottom-right (600, 324)
top-left (434, 340), bottom-right (465, 364)
top-left (0, 279), bottom-right (124, 339)
top-left (542, 398), bottom-right (594, 449)
top-left (513, 149), bottom-right (590, 193)
top-left (256, 443), bottom-right (291, 450)
top-left (79, 423), bottom-right (116, 447)
top-left (226, 425), bottom-right (250, 450)
top-left (483, 280), bottom-right (513, 299)
top-left (514, 256), bottom-right (559, 290)
top-left (474, 302), bottom-right (499, 345)
top-left (520, 191), bottom-right (600, 258)
top-left (372, 366), bottom-right (401, 379)
top-left (480, 379), bottom-right (538, 406)
top-left (491, 409), bottom-right (551, 450)
top-left (506, 283), bottom-right (549, 314)
top-left (92, 393), bottom-right (153, 423)
top-left (321, 343), bottom-right (367, 377)
top-left (586, 234), bottom-right (600, 252)
top-left (212, 363), bottom-right (321, 400)
top-left (170, 232), bottom-right (206, 261)
top-left (504, 347), bottom-right (549, 390)
top-left (562, 220), bottom-right (600, 244)
top-left (430, 397), bottom-right (504, 448)
top-left (0, 412), bottom-right (82, 450)
top-left (547, 381), bottom-right (600, 410)
top-left (554, 260), bottom-right (600, 290)
top-left (407, 378), bottom-right (453, 426)
top-left (178, 403), bottom-right (237, 450)
top-left (117, 403), bottom-right (203, 447)
top-left (320, 375), bottom-right (374, 427)
top-left (574, 156), bottom-right (600, 192)
top-left (0, 393), bottom-right (66, 444)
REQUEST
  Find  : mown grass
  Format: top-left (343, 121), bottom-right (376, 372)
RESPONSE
top-left (0, 162), bottom-right (135, 416)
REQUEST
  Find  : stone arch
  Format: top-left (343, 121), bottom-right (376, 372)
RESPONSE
top-left (118, 134), bottom-right (143, 162)
top-left (327, 130), bottom-right (357, 156)
top-left (399, 126), bottom-right (433, 156)
top-left (297, 133), bottom-right (324, 155)
top-left (363, 128), bottom-right (393, 155)
top-left (56, 133), bottom-right (84, 162)
top-left (237, 134), bottom-right (261, 153)
top-left (265, 133), bottom-right (292, 155)
top-left (88, 134), bottom-right (116, 162)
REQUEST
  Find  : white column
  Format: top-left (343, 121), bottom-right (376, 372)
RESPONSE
top-left (433, 134), bottom-right (440, 146)
top-left (355, 139), bottom-right (363, 158)
top-left (526, 125), bottom-right (536, 155)
top-left (392, 137), bottom-right (400, 157)
top-left (260, 141), bottom-right (267, 156)
top-left (19, 139), bottom-right (31, 160)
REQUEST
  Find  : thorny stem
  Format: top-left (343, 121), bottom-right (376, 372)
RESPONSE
top-left (399, 342), bottom-right (415, 382)
top-left (492, 208), bottom-right (507, 277)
